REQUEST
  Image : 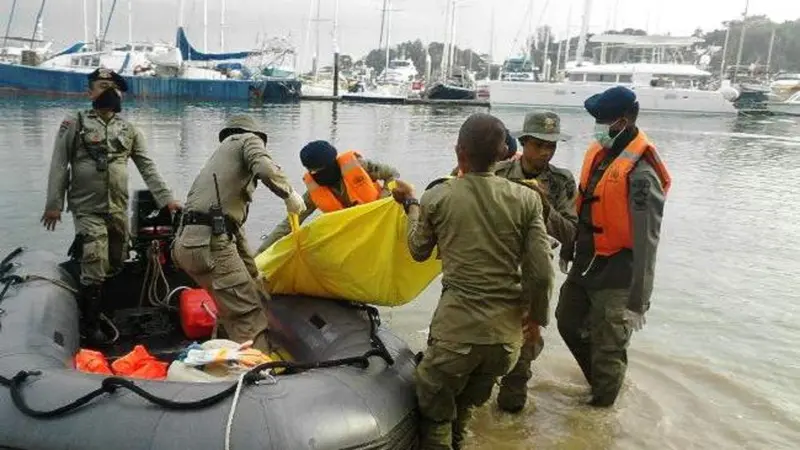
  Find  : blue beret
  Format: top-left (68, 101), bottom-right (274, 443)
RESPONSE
top-left (300, 140), bottom-right (338, 169)
top-left (504, 128), bottom-right (518, 158)
top-left (584, 86), bottom-right (637, 121)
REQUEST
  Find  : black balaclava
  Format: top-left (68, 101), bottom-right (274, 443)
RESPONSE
top-left (300, 140), bottom-right (341, 186)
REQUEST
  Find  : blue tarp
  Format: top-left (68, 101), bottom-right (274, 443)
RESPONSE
top-left (176, 27), bottom-right (252, 62)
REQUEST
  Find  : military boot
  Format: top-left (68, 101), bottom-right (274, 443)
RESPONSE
top-left (79, 284), bottom-right (112, 346)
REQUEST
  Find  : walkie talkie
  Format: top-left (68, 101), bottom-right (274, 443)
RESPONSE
top-left (210, 173), bottom-right (227, 236)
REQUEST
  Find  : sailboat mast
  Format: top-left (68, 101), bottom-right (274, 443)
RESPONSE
top-left (313, 0), bottom-right (321, 82)
top-left (732, 0), bottom-right (749, 84)
top-left (488, 2), bottom-right (495, 76)
top-left (384, 0), bottom-right (392, 78)
top-left (220, 0), bottom-right (225, 51)
top-left (719, 22), bottom-right (731, 80)
top-left (2, 0), bottom-right (18, 48)
top-left (378, 0), bottom-right (387, 53)
top-left (82, 0), bottom-right (88, 43)
top-left (440, 0), bottom-right (451, 79)
top-left (575, 0), bottom-right (591, 65)
top-left (128, 0), bottom-right (133, 45)
top-left (766, 26), bottom-right (775, 75)
top-left (95, 0), bottom-right (102, 46)
top-left (447, 0), bottom-right (457, 78)
top-left (29, 0), bottom-right (46, 49)
top-left (203, 0), bottom-right (208, 52)
top-left (332, 0), bottom-right (340, 96)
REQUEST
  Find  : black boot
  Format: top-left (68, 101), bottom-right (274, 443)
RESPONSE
top-left (79, 284), bottom-right (112, 347)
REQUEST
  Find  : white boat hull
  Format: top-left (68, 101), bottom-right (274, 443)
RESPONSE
top-left (766, 103), bottom-right (800, 116)
top-left (488, 81), bottom-right (738, 115)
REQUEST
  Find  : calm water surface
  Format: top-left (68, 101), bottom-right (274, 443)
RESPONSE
top-left (0, 96), bottom-right (798, 449)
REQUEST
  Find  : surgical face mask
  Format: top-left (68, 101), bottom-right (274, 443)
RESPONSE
top-left (593, 119), bottom-right (626, 148)
top-left (92, 88), bottom-right (122, 113)
top-left (311, 165), bottom-right (342, 187)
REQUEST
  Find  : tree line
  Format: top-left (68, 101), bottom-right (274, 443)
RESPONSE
top-left (349, 15), bottom-right (800, 78)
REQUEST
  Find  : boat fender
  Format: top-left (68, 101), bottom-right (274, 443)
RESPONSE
top-left (179, 288), bottom-right (218, 339)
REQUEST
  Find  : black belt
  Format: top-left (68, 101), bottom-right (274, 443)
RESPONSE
top-left (181, 211), bottom-right (238, 231)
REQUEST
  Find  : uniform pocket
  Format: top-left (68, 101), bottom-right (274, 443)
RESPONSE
top-left (81, 239), bottom-right (104, 263)
top-left (211, 270), bottom-right (250, 291)
top-left (175, 226), bottom-right (215, 274)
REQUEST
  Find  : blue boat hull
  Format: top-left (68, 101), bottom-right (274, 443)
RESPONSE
top-left (0, 63), bottom-right (301, 103)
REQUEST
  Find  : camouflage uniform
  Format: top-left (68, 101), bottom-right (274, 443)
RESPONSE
top-left (406, 174), bottom-right (554, 450)
top-left (45, 110), bottom-right (174, 286)
top-left (489, 111), bottom-right (578, 412)
top-left (257, 157), bottom-right (399, 253)
top-left (172, 116), bottom-right (297, 353)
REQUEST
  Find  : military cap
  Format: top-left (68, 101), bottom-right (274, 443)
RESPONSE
top-left (511, 110), bottom-right (569, 143)
top-left (219, 115), bottom-right (268, 143)
top-left (87, 68), bottom-right (128, 92)
top-left (584, 86), bottom-right (638, 121)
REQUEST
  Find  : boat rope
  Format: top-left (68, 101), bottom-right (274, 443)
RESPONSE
top-left (139, 241), bottom-right (178, 310)
top-left (224, 372), bottom-right (247, 450)
top-left (0, 304), bottom-right (395, 419)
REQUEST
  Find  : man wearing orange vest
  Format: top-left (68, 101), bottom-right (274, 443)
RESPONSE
top-left (557, 86), bottom-right (671, 407)
top-left (257, 140), bottom-right (399, 252)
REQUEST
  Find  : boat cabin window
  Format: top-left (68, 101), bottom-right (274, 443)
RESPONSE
top-left (775, 73), bottom-right (800, 81)
top-left (586, 73), bottom-right (619, 82)
top-left (389, 61), bottom-right (410, 69)
top-left (618, 74), bottom-right (632, 83)
top-left (568, 73), bottom-right (585, 82)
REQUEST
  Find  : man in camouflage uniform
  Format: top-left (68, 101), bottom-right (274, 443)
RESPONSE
top-left (172, 115), bottom-right (306, 353)
top-left (392, 113), bottom-right (554, 450)
top-left (257, 140), bottom-right (399, 253)
top-left (557, 86), bottom-right (670, 407)
top-left (42, 68), bottom-right (180, 344)
top-left (492, 111), bottom-right (578, 413)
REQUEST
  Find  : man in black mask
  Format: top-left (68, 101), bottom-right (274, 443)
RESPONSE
top-left (42, 68), bottom-right (180, 345)
top-left (257, 140), bottom-right (400, 252)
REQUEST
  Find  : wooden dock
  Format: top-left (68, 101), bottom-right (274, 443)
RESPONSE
top-left (301, 94), bottom-right (490, 108)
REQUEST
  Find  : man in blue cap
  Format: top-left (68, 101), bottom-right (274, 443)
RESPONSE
top-left (42, 68), bottom-right (181, 345)
top-left (257, 140), bottom-right (399, 252)
top-left (557, 86), bottom-right (672, 407)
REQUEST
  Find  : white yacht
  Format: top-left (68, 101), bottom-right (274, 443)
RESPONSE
top-left (379, 59), bottom-right (418, 84)
top-left (489, 62), bottom-right (737, 114)
top-left (766, 91), bottom-right (800, 116)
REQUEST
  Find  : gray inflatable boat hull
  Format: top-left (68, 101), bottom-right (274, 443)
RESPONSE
top-left (0, 250), bottom-right (418, 450)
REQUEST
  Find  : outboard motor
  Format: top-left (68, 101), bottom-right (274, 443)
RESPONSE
top-left (131, 190), bottom-right (179, 268)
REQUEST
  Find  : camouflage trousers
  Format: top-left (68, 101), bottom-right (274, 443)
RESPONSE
top-left (555, 280), bottom-right (632, 406)
top-left (496, 333), bottom-right (545, 412)
top-left (172, 226), bottom-right (270, 353)
top-left (415, 339), bottom-right (520, 450)
top-left (72, 212), bottom-right (129, 286)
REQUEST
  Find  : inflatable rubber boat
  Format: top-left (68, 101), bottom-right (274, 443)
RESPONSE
top-left (0, 193), bottom-right (419, 450)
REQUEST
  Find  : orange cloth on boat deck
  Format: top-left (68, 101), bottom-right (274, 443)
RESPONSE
top-left (74, 349), bottom-right (113, 375)
top-left (111, 345), bottom-right (168, 380)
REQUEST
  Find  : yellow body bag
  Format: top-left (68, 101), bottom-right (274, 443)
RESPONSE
top-left (255, 197), bottom-right (442, 307)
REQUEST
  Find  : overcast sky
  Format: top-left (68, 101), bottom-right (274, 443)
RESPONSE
top-left (4, 0), bottom-right (800, 70)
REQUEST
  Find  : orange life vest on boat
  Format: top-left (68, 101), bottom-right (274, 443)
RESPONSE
top-left (302, 151), bottom-right (382, 213)
top-left (456, 151), bottom-right (523, 177)
top-left (577, 131), bottom-right (671, 256)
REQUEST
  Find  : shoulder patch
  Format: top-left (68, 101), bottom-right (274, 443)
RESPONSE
top-left (631, 178), bottom-right (650, 211)
top-left (58, 119), bottom-right (73, 137)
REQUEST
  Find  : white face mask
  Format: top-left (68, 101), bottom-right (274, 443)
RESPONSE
top-left (593, 119), bottom-right (626, 148)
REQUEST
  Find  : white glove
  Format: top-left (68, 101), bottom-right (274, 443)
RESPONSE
top-left (558, 258), bottom-right (570, 275)
top-left (624, 309), bottom-right (646, 332)
top-left (284, 191), bottom-right (306, 215)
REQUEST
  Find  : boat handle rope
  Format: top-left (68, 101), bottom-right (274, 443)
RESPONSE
top-left (0, 300), bottom-right (396, 419)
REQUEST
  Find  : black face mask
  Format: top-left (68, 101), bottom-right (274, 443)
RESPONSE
top-left (311, 165), bottom-right (342, 187)
top-left (92, 88), bottom-right (122, 113)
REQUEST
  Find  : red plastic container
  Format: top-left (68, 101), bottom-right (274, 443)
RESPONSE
top-left (179, 288), bottom-right (218, 339)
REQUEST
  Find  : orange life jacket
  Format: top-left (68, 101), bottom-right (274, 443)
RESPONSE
top-left (577, 131), bottom-right (671, 256)
top-left (302, 151), bottom-right (382, 213)
top-left (456, 151), bottom-right (523, 177)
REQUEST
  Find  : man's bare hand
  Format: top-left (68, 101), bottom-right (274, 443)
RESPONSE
top-left (41, 210), bottom-right (61, 231)
top-left (391, 179), bottom-right (416, 203)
